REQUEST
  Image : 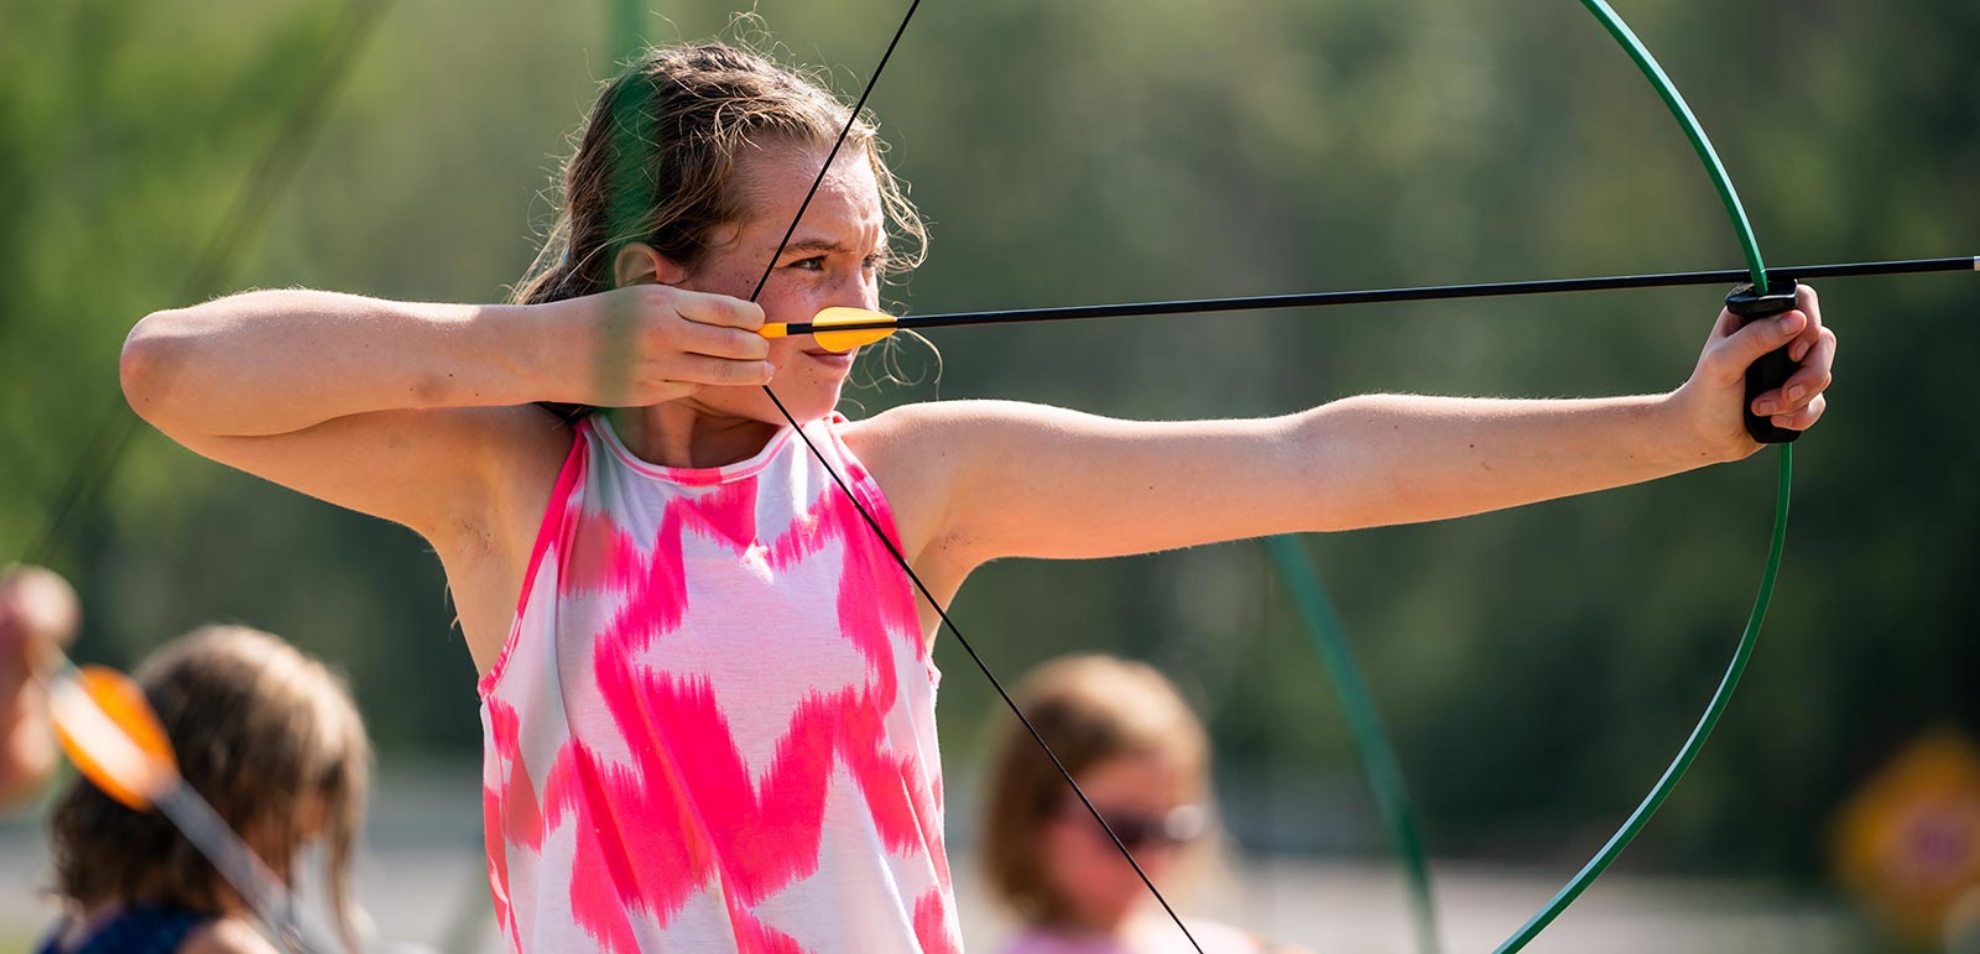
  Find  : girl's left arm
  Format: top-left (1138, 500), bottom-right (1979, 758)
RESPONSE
top-left (859, 289), bottom-right (1833, 572)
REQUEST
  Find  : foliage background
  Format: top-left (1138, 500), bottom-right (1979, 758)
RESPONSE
top-left (2, 0), bottom-right (1975, 941)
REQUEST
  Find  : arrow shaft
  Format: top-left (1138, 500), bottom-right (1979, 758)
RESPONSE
top-left (793, 255), bottom-right (1974, 336)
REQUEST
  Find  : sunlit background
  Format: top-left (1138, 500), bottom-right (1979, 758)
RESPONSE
top-left (3, 0), bottom-right (1977, 950)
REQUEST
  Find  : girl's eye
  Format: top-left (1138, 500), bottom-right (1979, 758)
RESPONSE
top-left (788, 256), bottom-right (826, 272)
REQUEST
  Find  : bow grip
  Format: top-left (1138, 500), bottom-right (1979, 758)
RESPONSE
top-left (1724, 278), bottom-right (1805, 444)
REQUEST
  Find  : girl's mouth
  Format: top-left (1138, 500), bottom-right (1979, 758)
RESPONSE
top-left (801, 348), bottom-right (856, 370)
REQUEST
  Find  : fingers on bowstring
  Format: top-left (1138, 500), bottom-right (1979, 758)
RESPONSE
top-left (672, 289), bottom-right (766, 332)
top-left (670, 353), bottom-right (776, 387)
top-left (671, 316), bottom-right (771, 362)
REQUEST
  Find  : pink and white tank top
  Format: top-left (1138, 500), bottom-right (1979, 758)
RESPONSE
top-left (477, 414), bottom-right (958, 953)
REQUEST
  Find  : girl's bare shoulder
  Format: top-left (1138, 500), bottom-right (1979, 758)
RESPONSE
top-left (839, 398), bottom-right (1059, 455)
top-left (836, 401), bottom-right (1052, 576)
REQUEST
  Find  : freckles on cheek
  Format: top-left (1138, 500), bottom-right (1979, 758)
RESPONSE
top-left (684, 250), bottom-right (760, 300)
top-left (723, 268), bottom-right (766, 301)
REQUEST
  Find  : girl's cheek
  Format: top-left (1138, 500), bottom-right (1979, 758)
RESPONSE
top-left (765, 334), bottom-right (810, 363)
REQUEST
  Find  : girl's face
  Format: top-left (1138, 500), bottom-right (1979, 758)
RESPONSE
top-left (1038, 752), bottom-right (1205, 931)
top-left (672, 142), bottom-right (888, 425)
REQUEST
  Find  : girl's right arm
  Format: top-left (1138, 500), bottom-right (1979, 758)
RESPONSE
top-left (120, 286), bottom-right (770, 542)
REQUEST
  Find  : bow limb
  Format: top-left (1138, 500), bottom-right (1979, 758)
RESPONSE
top-left (1262, 535), bottom-right (1441, 954)
top-left (1490, 3), bottom-right (1796, 950)
top-left (1492, 450), bottom-right (1791, 951)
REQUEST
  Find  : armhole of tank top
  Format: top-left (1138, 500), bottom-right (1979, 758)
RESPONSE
top-left (820, 415), bottom-right (940, 682)
top-left (818, 415), bottom-right (911, 553)
top-left (477, 421), bottom-right (589, 698)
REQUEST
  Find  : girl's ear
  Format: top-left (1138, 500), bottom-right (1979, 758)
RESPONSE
top-left (613, 242), bottom-right (691, 289)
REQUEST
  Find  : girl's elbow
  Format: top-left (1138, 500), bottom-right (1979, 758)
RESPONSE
top-left (120, 310), bottom-right (190, 424)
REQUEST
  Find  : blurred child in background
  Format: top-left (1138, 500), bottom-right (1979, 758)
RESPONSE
top-left (981, 655), bottom-right (1306, 954)
top-left (37, 624), bottom-right (372, 954)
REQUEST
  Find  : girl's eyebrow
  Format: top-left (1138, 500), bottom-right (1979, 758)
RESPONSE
top-left (778, 237), bottom-right (892, 262)
top-left (779, 237), bottom-right (856, 255)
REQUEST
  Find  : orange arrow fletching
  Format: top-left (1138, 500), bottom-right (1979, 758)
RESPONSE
top-left (809, 307), bottom-right (898, 352)
top-left (49, 665), bottom-right (178, 810)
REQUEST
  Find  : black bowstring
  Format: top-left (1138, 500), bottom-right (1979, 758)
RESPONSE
top-left (740, 2), bottom-right (1207, 950)
top-left (23, 0), bottom-right (391, 570)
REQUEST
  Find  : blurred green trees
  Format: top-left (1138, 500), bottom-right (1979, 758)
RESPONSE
top-left (2, 0), bottom-right (1974, 887)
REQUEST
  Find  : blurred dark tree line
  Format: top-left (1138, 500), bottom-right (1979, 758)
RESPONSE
top-left (2, 0), bottom-right (1974, 890)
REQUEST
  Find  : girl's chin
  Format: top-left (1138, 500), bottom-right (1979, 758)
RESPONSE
top-left (750, 384), bottom-right (844, 424)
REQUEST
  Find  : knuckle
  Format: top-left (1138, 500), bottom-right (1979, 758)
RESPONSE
top-left (646, 319), bottom-right (682, 350)
top-left (634, 283), bottom-right (670, 310)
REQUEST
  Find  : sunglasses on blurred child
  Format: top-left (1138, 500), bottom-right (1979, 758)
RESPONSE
top-left (1068, 803), bottom-right (1208, 850)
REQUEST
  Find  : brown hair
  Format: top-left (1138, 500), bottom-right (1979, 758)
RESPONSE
top-left (47, 626), bottom-right (371, 947)
top-left (980, 655), bottom-right (1215, 928)
top-left (512, 41), bottom-right (927, 308)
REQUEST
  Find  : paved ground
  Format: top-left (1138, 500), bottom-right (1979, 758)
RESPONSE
top-left (0, 761), bottom-right (1867, 953)
top-left (2, 832), bottom-right (1859, 953)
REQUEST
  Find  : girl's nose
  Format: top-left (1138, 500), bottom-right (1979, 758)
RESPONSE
top-left (825, 271), bottom-right (879, 310)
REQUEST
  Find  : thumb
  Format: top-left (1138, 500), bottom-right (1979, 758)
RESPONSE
top-left (1707, 308), bottom-right (1806, 383)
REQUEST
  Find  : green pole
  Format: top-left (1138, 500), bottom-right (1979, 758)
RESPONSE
top-left (610, 0), bottom-right (646, 68)
top-left (1264, 536), bottom-right (1441, 954)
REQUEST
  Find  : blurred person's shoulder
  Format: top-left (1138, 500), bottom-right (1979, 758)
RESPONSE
top-left (178, 918), bottom-right (280, 954)
top-left (1000, 918), bottom-right (1280, 954)
top-left (1163, 918), bottom-right (1292, 954)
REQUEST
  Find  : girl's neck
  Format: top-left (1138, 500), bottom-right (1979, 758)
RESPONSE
top-left (607, 404), bottom-right (781, 470)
